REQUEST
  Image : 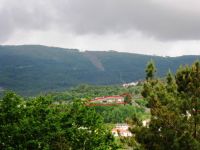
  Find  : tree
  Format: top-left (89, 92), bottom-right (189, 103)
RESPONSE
top-left (0, 92), bottom-right (64, 149)
top-left (176, 61), bottom-right (200, 140)
top-left (61, 100), bottom-right (118, 150)
top-left (133, 61), bottom-right (200, 150)
top-left (0, 92), bottom-right (33, 149)
top-left (145, 60), bottom-right (156, 81)
top-left (0, 92), bottom-right (118, 149)
top-left (123, 93), bottom-right (132, 105)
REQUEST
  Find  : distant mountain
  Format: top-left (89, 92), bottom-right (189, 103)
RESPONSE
top-left (0, 45), bottom-right (199, 95)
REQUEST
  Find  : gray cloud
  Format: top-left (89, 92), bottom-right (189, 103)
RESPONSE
top-left (1, 0), bottom-right (200, 56)
top-left (1, 0), bottom-right (200, 42)
top-left (0, 0), bottom-right (56, 42)
top-left (59, 0), bottom-right (200, 40)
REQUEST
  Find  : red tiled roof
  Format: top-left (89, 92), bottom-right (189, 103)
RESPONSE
top-left (86, 102), bottom-right (126, 106)
top-left (90, 95), bottom-right (124, 102)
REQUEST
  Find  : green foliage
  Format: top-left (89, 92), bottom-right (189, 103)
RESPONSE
top-left (61, 100), bottom-right (118, 150)
top-left (135, 98), bottom-right (148, 107)
top-left (0, 92), bottom-right (65, 149)
top-left (120, 137), bottom-right (144, 150)
top-left (93, 105), bottom-right (147, 123)
top-left (124, 93), bottom-right (132, 105)
top-left (48, 84), bottom-right (149, 125)
top-left (0, 92), bottom-right (118, 150)
top-left (49, 84), bottom-right (142, 102)
top-left (145, 60), bottom-right (156, 80)
top-left (133, 60), bottom-right (200, 150)
top-left (176, 61), bottom-right (200, 139)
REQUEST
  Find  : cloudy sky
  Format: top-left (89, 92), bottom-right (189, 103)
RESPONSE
top-left (1, 0), bottom-right (200, 56)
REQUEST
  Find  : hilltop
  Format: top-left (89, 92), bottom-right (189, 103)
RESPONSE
top-left (0, 45), bottom-right (200, 95)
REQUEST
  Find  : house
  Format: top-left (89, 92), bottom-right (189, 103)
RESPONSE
top-left (90, 96), bottom-right (124, 104)
top-left (142, 119), bottom-right (150, 127)
top-left (111, 123), bottom-right (132, 137)
top-left (122, 82), bottom-right (138, 88)
top-left (116, 123), bottom-right (129, 130)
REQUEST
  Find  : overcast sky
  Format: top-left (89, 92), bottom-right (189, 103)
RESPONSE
top-left (1, 0), bottom-right (200, 56)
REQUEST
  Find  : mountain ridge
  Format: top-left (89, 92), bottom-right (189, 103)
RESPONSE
top-left (0, 45), bottom-right (200, 95)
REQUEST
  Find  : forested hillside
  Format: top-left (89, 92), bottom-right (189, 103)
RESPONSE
top-left (1, 61), bottom-right (200, 149)
top-left (0, 45), bottom-right (200, 95)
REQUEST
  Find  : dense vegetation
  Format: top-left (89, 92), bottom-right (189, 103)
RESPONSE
top-left (1, 45), bottom-right (200, 95)
top-left (0, 85), bottom-right (147, 149)
top-left (0, 92), bottom-right (118, 149)
top-left (1, 60), bottom-right (200, 149)
top-left (48, 84), bottom-right (142, 102)
top-left (130, 61), bottom-right (200, 149)
top-left (94, 105), bottom-right (147, 123)
top-left (48, 84), bottom-right (149, 123)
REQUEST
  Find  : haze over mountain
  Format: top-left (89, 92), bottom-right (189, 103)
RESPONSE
top-left (0, 45), bottom-right (199, 95)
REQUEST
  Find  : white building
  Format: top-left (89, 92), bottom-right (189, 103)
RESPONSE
top-left (122, 82), bottom-right (138, 88)
top-left (111, 123), bottom-right (132, 137)
top-left (142, 119), bottom-right (150, 127)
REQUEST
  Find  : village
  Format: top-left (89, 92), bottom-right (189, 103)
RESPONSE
top-left (87, 91), bottom-right (150, 138)
top-left (111, 120), bottom-right (150, 137)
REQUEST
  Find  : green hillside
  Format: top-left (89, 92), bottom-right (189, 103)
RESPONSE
top-left (0, 45), bottom-right (200, 95)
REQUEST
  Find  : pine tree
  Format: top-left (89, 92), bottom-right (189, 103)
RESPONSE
top-left (176, 61), bottom-right (200, 140)
top-left (145, 60), bottom-right (156, 81)
top-left (133, 61), bottom-right (200, 150)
